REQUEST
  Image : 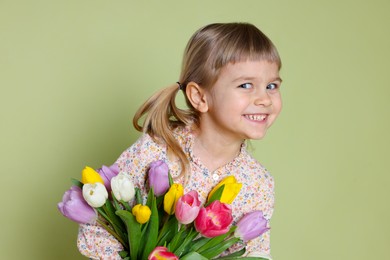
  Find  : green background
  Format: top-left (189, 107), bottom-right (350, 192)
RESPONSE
top-left (1, 0), bottom-right (389, 259)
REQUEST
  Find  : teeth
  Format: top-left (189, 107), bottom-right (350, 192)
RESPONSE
top-left (245, 114), bottom-right (266, 121)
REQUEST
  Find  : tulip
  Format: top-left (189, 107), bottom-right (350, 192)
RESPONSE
top-left (57, 186), bottom-right (97, 224)
top-left (81, 166), bottom-right (104, 185)
top-left (194, 200), bottom-right (233, 238)
top-left (148, 160), bottom-right (170, 196)
top-left (164, 183), bottom-right (184, 215)
top-left (132, 204), bottom-right (151, 224)
top-left (234, 210), bottom-right (269, 242)
top-left (208, 176), bottom-right (242, 204)
top-left (148, 246), bottom-right (178, 260)
top-left (175, 190), bottom-right (201, 224)
top-left (96, 163), bottom-right (119, 192)
top-left (82, 182), bottom-right (108, 208)
top-left (111, 172), bottom-right (135, 202)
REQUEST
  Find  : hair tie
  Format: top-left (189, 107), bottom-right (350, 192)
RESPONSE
top-left (176, 82), bottom-right (184, 91)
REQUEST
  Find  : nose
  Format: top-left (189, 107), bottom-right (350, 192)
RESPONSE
top-left (254, 90), bottom-right (272, 107)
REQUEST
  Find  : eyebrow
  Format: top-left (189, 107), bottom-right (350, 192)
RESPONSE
top-left (232, 76), bottom-right (283, 83)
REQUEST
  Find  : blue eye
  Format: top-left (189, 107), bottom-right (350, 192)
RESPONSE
top-left (266, 83), bottom-right (278, 90)
top-left (239, 83), bottom-right (253, 89)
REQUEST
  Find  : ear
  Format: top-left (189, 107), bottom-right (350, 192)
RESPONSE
top-left (185, 81), bottom-right (208, 113)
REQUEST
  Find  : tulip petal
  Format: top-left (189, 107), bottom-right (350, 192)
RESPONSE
top-left (148, 160), bottom-right (170, 196)
top-left (164, 184), bottom-right (184, 215)
top-left (97, 163), bottom-right (119, 191)
top-left (207, 176), bottom-right (242, 204)
top-left (194, 201), bottom-right (233, 238)
top-left (82, 183), bottom-right (108, 208)
top-left (57, 186), bottom-right (97, 224)
top-left (81, 166), bottom-right (104, 184)
top-left (175, 190), bottom-right (201, 224)
top-left (235, 210), bottom-right (269, 241)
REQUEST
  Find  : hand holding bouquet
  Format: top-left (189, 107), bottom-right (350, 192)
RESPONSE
top-left (58, 161), bottom-right (270, 259)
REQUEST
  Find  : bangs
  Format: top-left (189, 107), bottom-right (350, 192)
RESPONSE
top-left (211, 24), bottom-right (281, 71)
top-left (180, 23), bottom-right (281, 87)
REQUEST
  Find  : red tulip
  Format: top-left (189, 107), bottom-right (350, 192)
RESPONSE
top-left (175, 190), bottom-right (201, 224)
top-left (194, 200), bottom-right (233, 238)
top-left (148, 246), bottom-right (178, 260)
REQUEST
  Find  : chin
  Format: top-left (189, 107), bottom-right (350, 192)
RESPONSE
top-left (246, 132), bottom-right (267, 140)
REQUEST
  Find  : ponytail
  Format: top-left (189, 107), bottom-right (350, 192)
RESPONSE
top-left (133, 84), bottom-right (198, 181)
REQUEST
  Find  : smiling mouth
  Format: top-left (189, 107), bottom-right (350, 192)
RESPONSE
top-left (243, 114), bottom-right (267, 121)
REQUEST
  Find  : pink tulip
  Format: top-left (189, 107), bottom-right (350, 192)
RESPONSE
top-left (234, 210), bottom-right (269, 241)
top-left (194, 200), bottom-right (233, 238)
top-left (175, 190), bottom-right (201, 224)
top-left (57, 186), bottom-right (97, 224)
top-left (148, 246), bottom-right (178, 260)
top-left (148, 160), bottom-right (170, 196)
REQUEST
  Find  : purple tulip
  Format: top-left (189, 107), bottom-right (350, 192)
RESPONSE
top-left (57, 186), bottom-right (97, 224)
top-left (96, 163), bottom-right (119, 192)
top-left (234, 210), bottom-right (269, 242)
top-left (148, 160), bottom-right (170, 196)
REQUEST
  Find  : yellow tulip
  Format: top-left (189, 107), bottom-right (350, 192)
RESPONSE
top-left (164, 183), bottom-right (184, 215)
top-left (132, 204), bottom-right (151, 224)
top-left (208, 176), bottom-right (242, 204)
top-left (81, 166), bottom-right (104, 184)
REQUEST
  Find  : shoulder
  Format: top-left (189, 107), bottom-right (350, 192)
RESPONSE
top-left (116, 132), bottom-right (167, 172)
top-left (172, 124), bottom-right (195, 149)
top-left (234, 150), bottom-right (275, 218)
top-left (239, 150), bottom-right (274, 186)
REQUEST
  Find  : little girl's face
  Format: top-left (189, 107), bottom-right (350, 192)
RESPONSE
top-left (203, 60), bottom-right (282, 141)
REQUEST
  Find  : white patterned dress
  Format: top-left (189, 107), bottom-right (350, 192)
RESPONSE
top-left (77, 125), bottom-right (274, 259)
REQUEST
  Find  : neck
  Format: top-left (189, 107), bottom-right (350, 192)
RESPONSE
top-left (193, 128), bottom-right (243, 172)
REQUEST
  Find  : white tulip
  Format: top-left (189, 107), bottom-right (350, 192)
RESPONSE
top-left (110, 172), bottom-right (135, 202)
top-left (82, 182), bottom-right (108, 208)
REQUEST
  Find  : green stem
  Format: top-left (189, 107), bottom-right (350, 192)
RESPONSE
top-left (120, 200), bottom-right (132, 211)
top-left (96, 219), bottom-right (128, 250)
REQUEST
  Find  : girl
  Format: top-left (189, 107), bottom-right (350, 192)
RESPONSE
top-left (78, 22), bottom-right (282, 259)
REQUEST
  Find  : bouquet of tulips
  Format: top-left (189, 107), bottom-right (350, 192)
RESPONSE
top-left (58, 161), bottom-right (270, 260)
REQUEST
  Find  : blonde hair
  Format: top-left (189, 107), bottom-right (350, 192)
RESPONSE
top-left (133, 22), bottom-right (281, 180)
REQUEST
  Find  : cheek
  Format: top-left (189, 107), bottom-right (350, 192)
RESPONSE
top-left (273, 95), bottom-right (283, 114)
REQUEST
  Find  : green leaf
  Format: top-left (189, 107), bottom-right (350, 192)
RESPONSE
top-left (180, 251), bottom-right (208, 260)
top-left (116, 210), bottom-right (141, 260)
top-left (216, 248), bottom-right (246, 259)
top-left (96, 206), bottom-right (127, 244)
top-left (197, 226), bottom-right (236, 253)
top-left (157, 215), bottom-right (178, 246)
top-left (118, 250), bottom-right (129, 258)
top-left (173, 227), bottom-right (199, 257)
top-left (120, 200), bottom-right (132, 212)
top-left (198, 237), bottom-right (241, 259)
top-left (135, 187), bottom-right (143, 205)
top-left (70, 178), bottom-right (83, 188)
top-left (168, 172), bottom-right (174, 186)
top-left (146, 187), bottom-right (154, 208)
top-left (205, 184), bottom-right (225, 206)
top-left (111, 192), bottom-right (122, 211)
top-left (96, 219), bottom-right (127, 249)
top-left (188, 236), bottom-right (211, 252)
top-left (140, 194), bottom-right (159, 260)
top-left (103, 200), bottom-right (126, 235)
top-left (168, 225), bottom-right (190, 253)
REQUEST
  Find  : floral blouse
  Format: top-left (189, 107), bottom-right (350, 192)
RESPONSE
top-left (77, 125), bottom-right (275, 259)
